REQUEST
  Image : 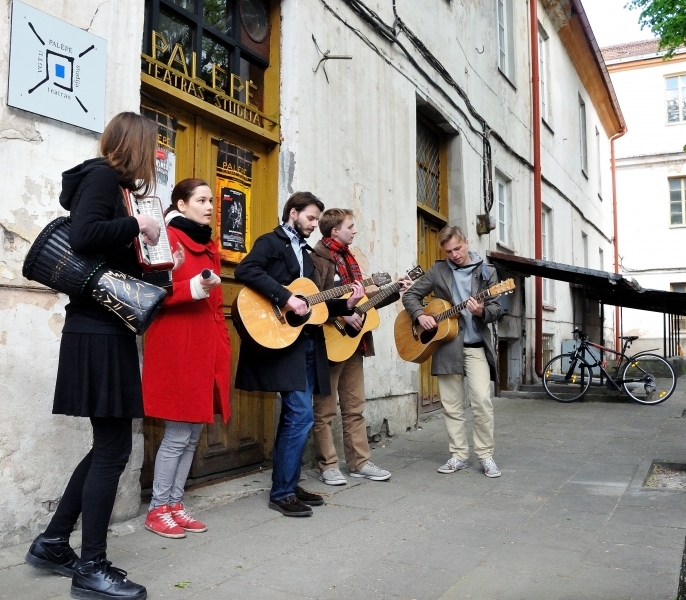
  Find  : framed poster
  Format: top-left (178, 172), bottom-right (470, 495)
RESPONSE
top-left (216, 142), bottom-right (253, 263)
top-left (142, 107), bottom-right (177, 211)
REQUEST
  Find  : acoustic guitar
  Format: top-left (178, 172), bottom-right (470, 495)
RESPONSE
top-left (394, 279), bottom-right (515, 364)
top-left (233, 273), bottom-right (392, 350)
top-left (324, 266), bottom-right (425, 362)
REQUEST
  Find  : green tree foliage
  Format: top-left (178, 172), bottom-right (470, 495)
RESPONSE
top-left (626, 0), bottom-right (686, 57)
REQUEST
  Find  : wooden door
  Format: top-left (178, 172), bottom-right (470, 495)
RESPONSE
top-left (417, 212), bottom-right (444, 414)
top-left (141, 104), bottom-right (276, 489)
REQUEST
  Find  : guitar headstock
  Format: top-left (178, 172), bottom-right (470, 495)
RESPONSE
top-left (489, 278), bottom-right (515, 296)
top-left (406, 265), bottom-right (425, 282)
top-left (371, 272), bottom-right (393, 286)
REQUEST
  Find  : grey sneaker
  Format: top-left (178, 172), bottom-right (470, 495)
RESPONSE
top-left (349, 461), bottom-right (391, 481)
top-left (437, 457), bottom-right (469, 474)
top-left (480, 458), bottom-right (501, 478)
top-left (319, 468), bottom-right (347, 486)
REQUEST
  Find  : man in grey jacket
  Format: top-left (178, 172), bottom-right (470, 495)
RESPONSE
top-left (402, 226), bottom-right (502, 477)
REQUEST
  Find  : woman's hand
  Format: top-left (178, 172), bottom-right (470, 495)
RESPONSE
top-left (199, 270), bottom-right (221, 293)
top-left (172, 243), bottom-right (185, 271)
top-left (135, 214), bottom-right (160, 246)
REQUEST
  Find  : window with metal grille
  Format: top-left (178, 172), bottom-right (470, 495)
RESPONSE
top-left (416, 119), bottom-right (441, 212)
top-left (542, 334), bottom-right (554, 367)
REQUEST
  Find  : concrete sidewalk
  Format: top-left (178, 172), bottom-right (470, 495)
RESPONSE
top-left (3, 383), bottom-right (686, 600)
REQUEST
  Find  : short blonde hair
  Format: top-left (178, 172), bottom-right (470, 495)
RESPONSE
top-left (437, 225), bottom-right (467, 247)
top-left (319, 208), bottom-right (354, 237)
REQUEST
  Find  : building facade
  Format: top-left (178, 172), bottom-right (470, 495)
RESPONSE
top-left (604, 40), bottom-right (686, 354)
top-left (1, 0), bottom-right (620, 546)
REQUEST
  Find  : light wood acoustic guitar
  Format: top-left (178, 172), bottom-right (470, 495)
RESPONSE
top-left (324, 266), bottom-right (425, 362)
top-left (394, 278), bottom-right (516, 364)
top-left (232, 273), bottom-right (392, 350)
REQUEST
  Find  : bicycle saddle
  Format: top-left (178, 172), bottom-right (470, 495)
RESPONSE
top-left (619, 335), bottom-right (639, 341)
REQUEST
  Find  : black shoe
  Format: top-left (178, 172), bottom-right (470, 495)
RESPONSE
top-left (268, 495), bottom-right (313, 517)
top-left (294, 486), bottom-right (324, 506)
top-left (25, 533), bottom-right (79, 577)
top-left (71, 556), bottom-right (147, 599)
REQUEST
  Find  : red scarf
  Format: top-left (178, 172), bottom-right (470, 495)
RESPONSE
top-left (321, 237), bottom-right (363, 284)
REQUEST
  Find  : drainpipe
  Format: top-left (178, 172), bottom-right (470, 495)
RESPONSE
top-left (610, 126), bottom-right (627, 351)
top-left (530, 0), bottom-right (543, 378)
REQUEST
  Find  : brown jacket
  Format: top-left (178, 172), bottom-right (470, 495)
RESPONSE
top-left (310, 240), bottom-right (400, 358)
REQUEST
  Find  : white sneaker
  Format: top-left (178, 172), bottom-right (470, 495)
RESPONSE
top-left (349, 461), bottom-right (391, 481)
top-left (480, 458), bottom-right (501, 478)
top-left (319, 468), bottom-right (347, 486)
top-left (437, 457), bottom-right (468, 474)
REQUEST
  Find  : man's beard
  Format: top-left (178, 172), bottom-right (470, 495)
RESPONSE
top-left (293, 219), bottom-right (310, 238)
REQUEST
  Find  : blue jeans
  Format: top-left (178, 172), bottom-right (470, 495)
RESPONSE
top-left (271, 338), bottom-right (316, 502)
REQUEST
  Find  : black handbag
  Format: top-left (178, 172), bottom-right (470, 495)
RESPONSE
top-left (22, 216), bottom-right (166, 335)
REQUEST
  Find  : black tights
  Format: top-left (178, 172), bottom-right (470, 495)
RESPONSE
top-left (45, 417), bottom-right (132, 561)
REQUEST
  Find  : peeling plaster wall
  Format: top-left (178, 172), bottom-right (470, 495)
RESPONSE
top-left (281, 0), bottom-right (615, 416)
top-left (0, 0), bottom-right (145, 548)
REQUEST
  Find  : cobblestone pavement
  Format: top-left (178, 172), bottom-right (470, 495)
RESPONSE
top-left (3, 381), bottom-right (686, 600)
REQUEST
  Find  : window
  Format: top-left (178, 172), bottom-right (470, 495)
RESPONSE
top-left (542, 207), bottom-right (553, 304)
top-left (595, 127), bottom-right (602, 199)
top-left (579, 95), bottom-right (588, 175)
top-left (495, 174), bottom-right (511, 246)
top-left (669, 178), bottom-right (686, 225)
top-left (666, 75), bottom-right (686, 123)
top-left (543, 334), bottom-right (555, 366)
top-left (416, 118), bottom-right (443, 214)
top-left (538, 26), bottom-right (549, 123)
top-left (143, 0), bottom-right (269, 107)
top-left (496, 0), bottom-right (515, 81)
top-left (582, 232), bottom-right (588, 268)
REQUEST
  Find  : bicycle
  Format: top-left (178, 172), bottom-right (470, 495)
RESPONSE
top-left (542, 329), bottom-right (677, 404)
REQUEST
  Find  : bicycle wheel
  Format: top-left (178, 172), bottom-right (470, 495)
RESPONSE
top-left (622, 353), bottom-right (676, 405)
top-left (543, 354), bottom-right (593, 402)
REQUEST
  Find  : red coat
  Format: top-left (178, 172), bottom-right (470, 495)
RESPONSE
top-left (142, 228), bottom-right (231, 423)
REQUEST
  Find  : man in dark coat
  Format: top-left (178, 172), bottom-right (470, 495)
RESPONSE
top-left (402, 225), bottom-right (502, 478)
top-left (234, 192), bottom-right (364, 517)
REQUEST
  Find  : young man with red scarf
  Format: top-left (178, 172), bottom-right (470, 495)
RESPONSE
top-left (311, 209), bottom-right (409, 486)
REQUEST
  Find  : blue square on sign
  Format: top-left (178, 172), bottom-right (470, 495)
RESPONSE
top-left (55, 64), bottom-right (65, 78)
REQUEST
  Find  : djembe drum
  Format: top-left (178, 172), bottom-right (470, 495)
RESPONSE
top-left (23, 217), bottom-right (167, 335)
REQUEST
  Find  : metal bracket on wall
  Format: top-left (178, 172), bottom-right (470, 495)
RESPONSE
top-left (312, 35), bottom-right (352, 83)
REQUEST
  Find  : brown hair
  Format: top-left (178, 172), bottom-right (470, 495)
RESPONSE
top-left (281, 191), bottom-right (325, 223)
top-left (99, 112), bottom-right (157, 198)
top-left (437, 225), bottom-right (467, 247)
top-left (319, 208), bottom-right (354, 237)
top-left (165, 178), bottom-right (211, 215)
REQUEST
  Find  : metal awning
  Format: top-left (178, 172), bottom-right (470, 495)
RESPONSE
top-left (487, 251), bottom-right (686, 316)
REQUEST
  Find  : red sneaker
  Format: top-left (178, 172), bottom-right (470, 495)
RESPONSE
top-left (170, 502), bottom-right (208, 533)
top-left (145, 505), bottom-right (187, 538)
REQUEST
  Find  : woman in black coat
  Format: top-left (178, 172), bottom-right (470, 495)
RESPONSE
top-left (25, 112), bottom-right (161, 600)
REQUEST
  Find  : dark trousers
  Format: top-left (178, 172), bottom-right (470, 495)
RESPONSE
top-left (44, 417), bottom-right (132, 561)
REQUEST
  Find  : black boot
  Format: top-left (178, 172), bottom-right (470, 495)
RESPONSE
top-left (71, 556), bottom-right (147, 599)
top-left (25, 533), bottom-right (79, 577)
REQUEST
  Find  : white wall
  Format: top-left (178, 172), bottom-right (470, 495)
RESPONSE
top-left (609, 54), bottom-right (686, 346)
top-left (0, 0), bottom-right (144, 547)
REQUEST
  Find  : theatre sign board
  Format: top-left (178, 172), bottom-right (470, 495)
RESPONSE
top-left (7, 1), bottom-right (106, 133)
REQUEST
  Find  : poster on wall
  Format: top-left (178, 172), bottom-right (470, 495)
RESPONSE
top-left (216, 141), bottom-right (254, 263)
top-left (220, 186), bottom-right (247, 253)
top-left (142, 107), bottom-right (177, 211)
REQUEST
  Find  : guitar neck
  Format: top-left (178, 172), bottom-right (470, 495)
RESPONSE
top-left (355, 282), bottom-right (401, 315)
top-left (306, 276), bottom-right (377, 305)
top-left (435, 288), bottom-right (492, 322)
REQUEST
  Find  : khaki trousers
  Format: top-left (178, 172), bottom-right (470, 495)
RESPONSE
top-left (437, 347), bottom-right (494, 461)
top-left (313, 350), bottom-right (370, 472)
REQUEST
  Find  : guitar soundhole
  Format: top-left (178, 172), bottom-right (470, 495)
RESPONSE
top-left (344, 314), bottom-right (366, 338)
top-left (419, 328), bottom-right (437, 344)
top-left (285, 296), bottom-right (311, 327)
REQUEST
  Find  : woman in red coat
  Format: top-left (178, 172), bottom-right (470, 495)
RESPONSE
top-left (142, 178), bottom-right (231, 538)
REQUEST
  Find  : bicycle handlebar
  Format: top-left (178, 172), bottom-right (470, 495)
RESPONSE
top-left (572, 328), bottom-right (588, 340)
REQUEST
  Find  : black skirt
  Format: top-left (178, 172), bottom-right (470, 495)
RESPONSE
top-left (53, 332), bottom-right (143, 418)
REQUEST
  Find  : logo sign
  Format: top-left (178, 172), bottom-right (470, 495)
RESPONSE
top-left (7, 1), bottom-right (107, 133)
